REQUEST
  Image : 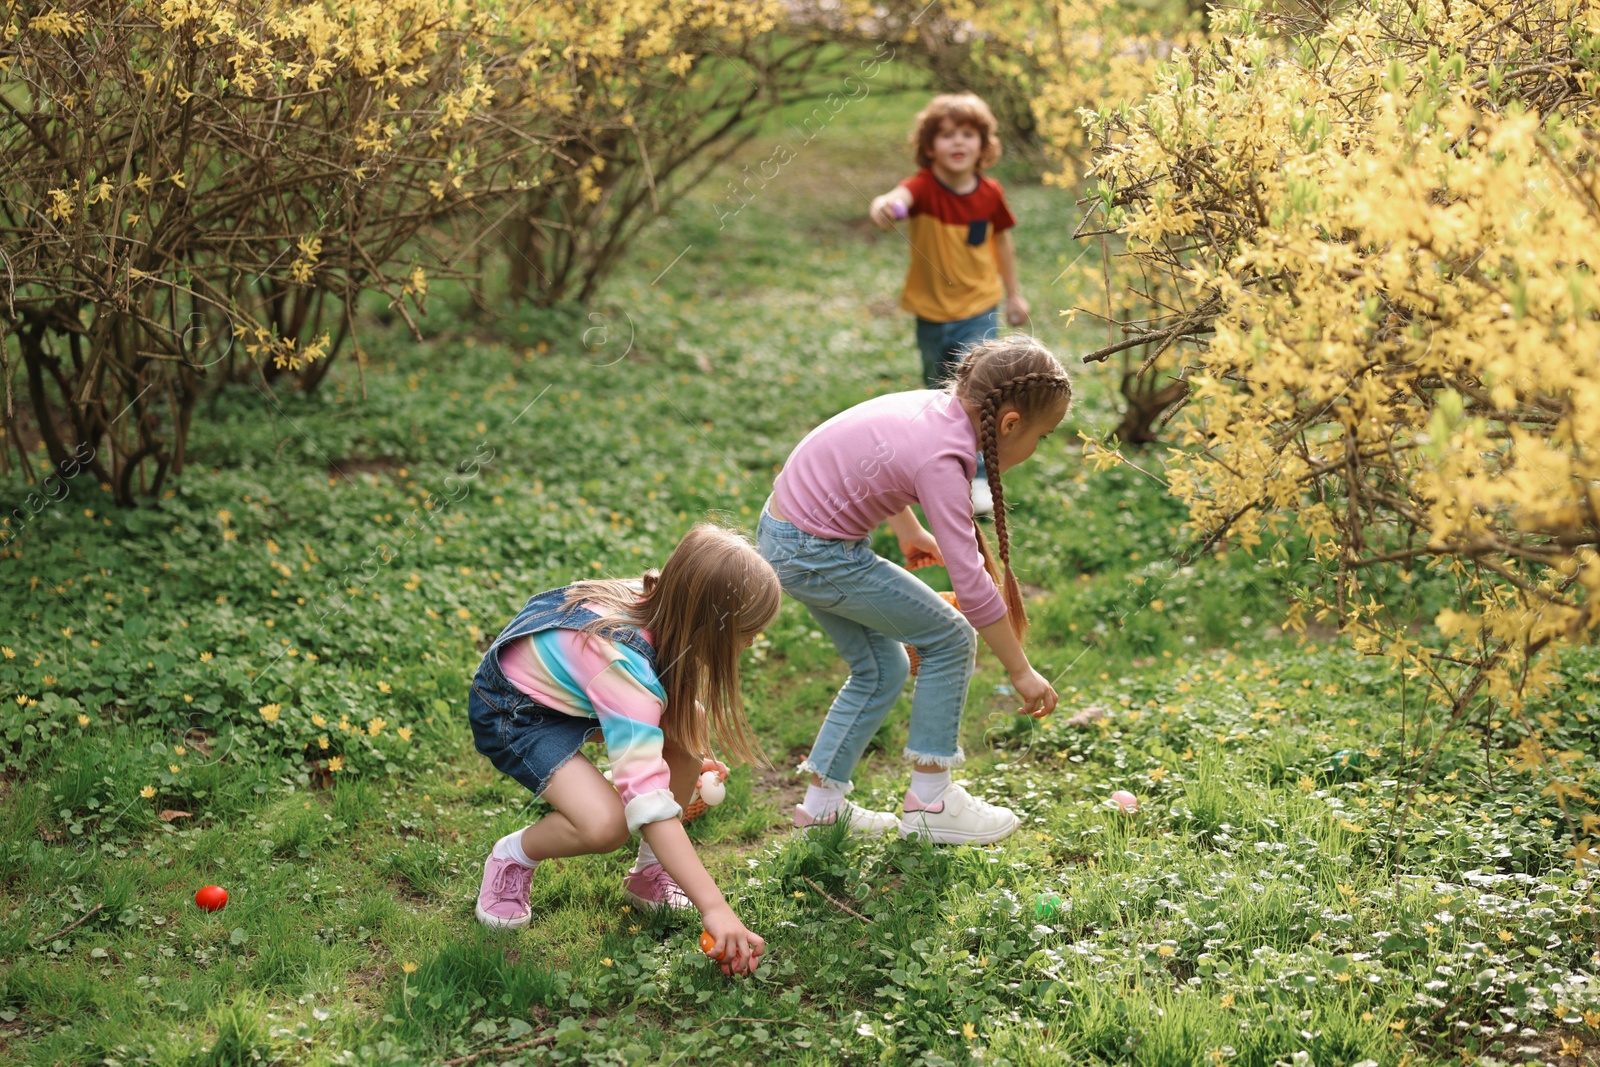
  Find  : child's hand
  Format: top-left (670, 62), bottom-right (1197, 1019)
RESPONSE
top-left (1006, 292), bottom-right (1031, 327)
top-left (1011, 666), bottom-right (1058, 719)
top-left (897, 527), bottom-right (943, 568)
top-left (703, 905), bottom-right (766, 976)
top-left (870, 195), bottom-right (903, 231)
top-left (699, 756), bottom-right (729, 783)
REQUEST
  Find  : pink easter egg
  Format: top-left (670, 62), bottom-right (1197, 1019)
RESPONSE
top-left (1110, 790), bottom-right (1139, 814)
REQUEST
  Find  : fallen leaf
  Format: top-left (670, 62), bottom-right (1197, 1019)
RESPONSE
top-left (159, 810), bottom-right (193, 822)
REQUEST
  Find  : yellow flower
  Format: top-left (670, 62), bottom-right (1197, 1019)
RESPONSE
top-left (199, 651), bottom-right (213, 663)
top-left (1148, 766), bottom-right (1167, 783)
top-left (183, 694), bottom-right (193, 703)
top-left (140, 786), bottom-right (155, 798)
top-left (962, 1023), bottom-right (976, 1041)
top-left (77, 713), bottom-right (90, 726)
top-left (259, 703), bottom-right (281, 722)
top-left (1157, 944), bottom-right (1176, 957)
top-left (338, 718), bottom-right (351, 732)
top-left (397, 727), bottom-right (412, 742)
top-left (169, 764), bottom-right (179, 773)
top-left (318, 735), bottom-right (329, 750)
top-left (328, 756), bottom-right (344, 771)
top-left (377, 681), bottom-right (392, 694)
top-left (1298, 776), bottom-right (1315, 792)
top-left (1220, 993), bottom-right (1235, 1009)
top-left (401, 961), bottom-right (418, 974)
top-left (61, 627), bottom-right (72, 638)
top-left (0, 646), bottom-right (14, 659)
top-left (367, 717), bottom-right (386, 736)
top-left (1497, 930), bottom-right (1515, 942)
top-left (311, 714), bottom-right (326, 727)
top-left (600, 957), bottom-right (613, 967)
top-left (174, 746), bottom-right (185, 755)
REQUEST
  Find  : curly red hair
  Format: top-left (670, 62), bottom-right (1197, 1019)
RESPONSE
top-left (910, 93), bottom-right (1003, 172)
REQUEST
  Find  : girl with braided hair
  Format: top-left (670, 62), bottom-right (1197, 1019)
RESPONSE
top-left (757, 336), bottom-right (1068, 844)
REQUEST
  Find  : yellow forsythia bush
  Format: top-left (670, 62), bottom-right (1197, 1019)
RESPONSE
top-left (0, 0), bottom-right (791, 501)
top-left (1083, 0), bottom-right (1600, 855)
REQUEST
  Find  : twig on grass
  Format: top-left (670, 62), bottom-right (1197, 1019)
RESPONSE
top-left (34, 903), bottom-right (103, 946)
top-left (442, 1018), bottom-right (595, 1067)
top-left (441, 1034), bottom-right (558, 1066)
top-left (802, 876), bottom-right (873, 925)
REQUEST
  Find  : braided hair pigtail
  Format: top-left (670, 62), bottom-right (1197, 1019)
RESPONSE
top-left (975, 384), bottom-right (1029, 640)
top-left (953, 337), bottom-right (1074, 643)
top-left (972, 392), bottom-right (1004, 590)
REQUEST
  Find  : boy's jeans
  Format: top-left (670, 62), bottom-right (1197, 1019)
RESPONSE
top-left (757, 502), bottom-right (977, 790)
top-left (916, 306), bottom-right (999, 481)
top-left (916, 306), bottom-right (1000, 389)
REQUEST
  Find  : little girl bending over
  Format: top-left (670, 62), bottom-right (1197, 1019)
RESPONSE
top-left (468, 524), bottom-right (777, 975)
top-left (758, 336), bottom-right (1068, 844)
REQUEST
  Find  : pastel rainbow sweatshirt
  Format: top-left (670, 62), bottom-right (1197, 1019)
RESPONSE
top-left (497, 617), bottom-right (680, 834)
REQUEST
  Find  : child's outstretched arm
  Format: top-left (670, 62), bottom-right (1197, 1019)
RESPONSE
top-left (976, 614), bottom-right (1058, 719)
top-left (869, 186), bottom-right (914, 231)
top-left (889, 505), bottom-right (1055, 717)
top-left (640, 818), bottom-right (765, 975)
top-left (993, 229), bottom-right (1030, 326)
top-left (585, 658), bottom-right (765, 976)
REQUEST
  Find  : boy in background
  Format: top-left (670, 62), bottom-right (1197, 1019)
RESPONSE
top-left (869, 93), bottom-right (1029, 516)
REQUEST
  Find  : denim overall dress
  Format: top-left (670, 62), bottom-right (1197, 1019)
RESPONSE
top-left (468, 586), bottom-right (662, 796)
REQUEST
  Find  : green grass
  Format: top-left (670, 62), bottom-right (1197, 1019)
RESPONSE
top-left (4, 90), bottom-right (1600, 1067)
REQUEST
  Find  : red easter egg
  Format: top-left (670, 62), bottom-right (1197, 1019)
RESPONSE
top-left (194, 885), bottom-right (228, 912)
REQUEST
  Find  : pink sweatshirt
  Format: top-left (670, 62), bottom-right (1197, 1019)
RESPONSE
top-left (772, 390), bottom-right (1006, 628)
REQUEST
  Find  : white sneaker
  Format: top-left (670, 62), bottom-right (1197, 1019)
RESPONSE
top-left (970, 478), bottom-right (994, 517)
top-left (899, 783), bottom-right (1019, 845)
top-left (793, 799), bottom-right (899, 836)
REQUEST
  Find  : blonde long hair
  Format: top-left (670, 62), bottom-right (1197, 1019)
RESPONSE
top-left (951, 336), bottom-right (1073, 641)
top-left (563, 524), bottom-right (779, 766)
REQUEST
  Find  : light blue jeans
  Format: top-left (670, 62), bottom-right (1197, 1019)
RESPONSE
top-left (756, 502), bottom-right (978, 790)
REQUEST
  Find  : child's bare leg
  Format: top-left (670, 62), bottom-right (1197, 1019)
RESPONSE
top-left (519, 757), bottom-right (629, 861)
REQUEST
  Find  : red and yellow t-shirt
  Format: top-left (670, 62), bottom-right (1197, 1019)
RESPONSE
top-left (897, 168), bottom-right (1017, 323)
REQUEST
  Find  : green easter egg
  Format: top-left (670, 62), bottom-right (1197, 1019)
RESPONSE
top-left (1322, 749), bottom-right (1371, 780)
top-left (1034, 892), bottom-right (1063, 919)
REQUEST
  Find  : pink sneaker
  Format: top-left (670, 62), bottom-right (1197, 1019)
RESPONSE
top-left (622, 863), bottom-right (694, 913)
top-left (475, 852), bottom-right (537, 930)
